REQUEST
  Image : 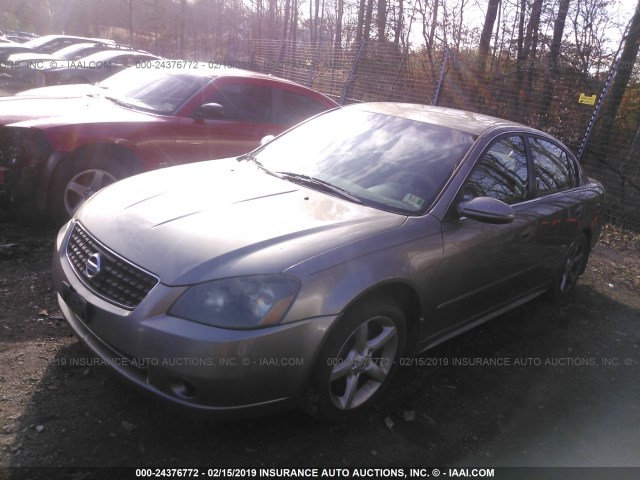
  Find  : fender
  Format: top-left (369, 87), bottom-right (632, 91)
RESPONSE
top-left (36, 142), bottom-right (143, 210)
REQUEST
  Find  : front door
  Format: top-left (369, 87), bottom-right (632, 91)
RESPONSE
top-left (433, 135), bottom-right (544, 335)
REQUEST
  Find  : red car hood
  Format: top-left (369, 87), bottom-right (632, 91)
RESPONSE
top-left (15, 84), bottom-right (102, 98)
top-left (0, 93), bottom-right (163, 128)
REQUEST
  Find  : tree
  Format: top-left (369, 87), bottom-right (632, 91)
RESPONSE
top-left (540, 0), bottom-right (572, 121)
top-left (478, 0), bottom-right (500, 73)
top-left (393, 0), bottom-right (403, 45)
top-left (378, 0), bottom-right (388, 41)
top-left (334, 0), bottom-right (344, 47)
top-left (593, 0), bottom-right (640, 161)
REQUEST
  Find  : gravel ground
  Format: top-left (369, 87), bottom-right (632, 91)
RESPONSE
top-left (1, 212), bottom-right (639, 480)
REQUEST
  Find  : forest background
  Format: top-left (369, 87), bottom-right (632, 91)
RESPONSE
top-left (2, 0), bottom-right (640, 229)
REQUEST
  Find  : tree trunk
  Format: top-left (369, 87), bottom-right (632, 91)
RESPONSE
top-left (281, 0), bottom-right (290, 40)
top-left (478, 0), bottom-right (500, 73)
top-left (429, 0), bottom-right (438, 49)
top-left (540, 0), bottom-right (571, 122)
top-left (378, 0), bottom-right (387, 42)
top-left (363, 0), bottom-right (374, 41)
top-left (355, 0), bottom-right (366, 43)
top-left (592, 0), bottom-right (640, 162)
top-left (313, 0), bottom-right (321, 41)
top-left (291, 0), bottom-right (298, 43)
top-left (394, 0), bottom-right (403, 45)
top-left (335, 0), bottom-right (344, 46)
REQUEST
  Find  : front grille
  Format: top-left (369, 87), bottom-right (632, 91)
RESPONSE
top-left (66, 222), bottom-right (158, 309)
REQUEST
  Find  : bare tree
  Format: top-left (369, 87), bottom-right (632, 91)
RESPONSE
top-left (393, 0), bottom-right (403, 45)
top-left (282, 0), bottom-right (291, 40)
top-left (335, 0), bottom-right (344, 47)
top-left (378, 0), bottom-right (388, 41)
top-left (354, 0), bottom-right (364, 43)
top-left (363, 0), bottom-right (374, 41)
top-left (593, 0), bottom-right (640, 160)
top-left (540, 0), bottom-right (572, 121)
top-left (478, 0), bottom-right (501, 72)
top-left (416, 0), bottom-right (439, 71)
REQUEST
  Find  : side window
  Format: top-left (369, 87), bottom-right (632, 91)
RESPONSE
top-left (530, 137), bottom-right (578, 196)
top-left (462, 136), bottom-right (528, 205)
top-left (275, 90), bottom-right (328, 125)
top-left (44, 40), bottom-right (73, 53)
top-left (206, 84), bottom-right (272, 122)
top-left (118, 55), bottom-right (143, 67)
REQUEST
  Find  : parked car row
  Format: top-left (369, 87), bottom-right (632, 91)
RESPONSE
top-left (1, 34), bottom-right (158, 92)
top-left (4, 48), bottom-right (161, 89)
top-left (0, 33), bottom-right (605, 423)
top-left (0, 29), bottom-right (39, 43)
top-left (0, 62), bottom-right (340, 219)
top-left (0, 34), bottom-right (117, 62)
top-left (51, 102), bottom-right (605, 420)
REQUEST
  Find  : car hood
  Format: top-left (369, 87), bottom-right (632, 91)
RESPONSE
top-left (0, 93), bottom-right (158, 127)
top-left (16, 83), bottom-right (102, 98)
top-left (75, 159), bottom-right (406, 285)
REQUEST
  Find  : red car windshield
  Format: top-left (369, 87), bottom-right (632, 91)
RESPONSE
top-left (99, 69), bottom-right (211, 115)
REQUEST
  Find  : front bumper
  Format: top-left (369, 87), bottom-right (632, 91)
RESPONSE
top-left (52, 224), bottom-right (338, 416)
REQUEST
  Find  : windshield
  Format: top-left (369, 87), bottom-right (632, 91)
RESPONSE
top-left (22, 35), bottom-right (67, 49)
top-left (253, 107), bottom-right (475, 214)
top-left (81, 50), bottom-right (139, 63)
top-left (98, 69), bottom-right (210, 115)
top-left (53, 43), bottom-right (91, 59)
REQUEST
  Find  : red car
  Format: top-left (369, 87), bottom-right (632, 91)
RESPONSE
top-left (0, 64), bottom-right (339, 218)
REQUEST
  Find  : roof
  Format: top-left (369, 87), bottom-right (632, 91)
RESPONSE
top-left (353, 102), bottom-right (525, 136)
top-left (23, 35), bottom-right (116, 49)
top-left (135, 61), bottom-right (307, 86)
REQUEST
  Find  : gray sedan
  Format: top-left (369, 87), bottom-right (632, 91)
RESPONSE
top-left (52, 103), bottom-right (604, 421)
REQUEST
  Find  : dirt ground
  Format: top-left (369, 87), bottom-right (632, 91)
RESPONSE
top-left (1, 209), bottom-right (639, 480)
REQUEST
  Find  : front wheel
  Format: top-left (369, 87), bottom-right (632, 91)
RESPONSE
top-left (49, 152), bottom-right (126, 221)
top-left (305, 298), bottom-right (406, 422)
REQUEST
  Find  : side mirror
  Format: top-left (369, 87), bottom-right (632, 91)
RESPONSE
top-left (458, 196), bottom-right (515, 224)
top-left (260, 134), bottom-right (275, 146)
top-left (194, 102), bottom-right (225, 119)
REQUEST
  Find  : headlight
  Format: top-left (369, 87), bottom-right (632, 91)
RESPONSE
top-left (168, 275), bottom-right (300, 329)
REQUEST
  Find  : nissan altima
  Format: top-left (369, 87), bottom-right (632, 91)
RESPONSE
top-left (52, 103), bottom-right (604, 421)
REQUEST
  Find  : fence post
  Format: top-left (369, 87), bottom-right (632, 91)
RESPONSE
top-left (432, 46), bottom-right (449, 106)
top-left (577, 56), bottom-right (621, 162)
top-left (306, 41), bottom-right (322, 88)
top-left (340, 41), bottom-right (366, 105)
top-left (273, 38), bottom-right (287, 75)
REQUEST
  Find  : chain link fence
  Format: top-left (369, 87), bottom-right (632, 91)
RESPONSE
top-left (199, 38), bottom-right (640, 232)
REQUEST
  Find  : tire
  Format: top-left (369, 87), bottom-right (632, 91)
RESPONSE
top-left (551, 233), bottom-right (589, 300)
top-left (49, 151), bottom-right (127, 222)
top-left (304, 298), bottom-right (406, 422)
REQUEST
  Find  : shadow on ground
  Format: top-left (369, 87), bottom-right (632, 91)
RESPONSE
top-left (5, 281), bottom-right (640, 479)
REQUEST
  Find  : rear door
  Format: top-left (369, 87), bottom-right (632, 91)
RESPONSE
top-left (525, 135), bottom-right (584, 278)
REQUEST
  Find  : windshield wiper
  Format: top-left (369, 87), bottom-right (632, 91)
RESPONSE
top-left (104, 95), bottom-right (137, 109)
top-left (105, 95), bottom-right (158, 113)
top-left (237, 153), bottom-right (281, 178)
top-left (277, 172), bottom-right (362, 204)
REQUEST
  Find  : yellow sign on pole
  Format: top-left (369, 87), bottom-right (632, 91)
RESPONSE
top-left (579, 93), bottom-right (597, 105)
